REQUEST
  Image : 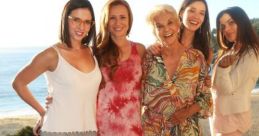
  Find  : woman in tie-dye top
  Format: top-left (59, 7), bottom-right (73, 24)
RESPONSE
top-left (141, 4), bottom-right (212, 136)
top-left (95, 0), bottom-right (145, 135)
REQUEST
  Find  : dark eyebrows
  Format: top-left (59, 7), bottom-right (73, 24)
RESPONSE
top-left (220, 17), bottom-right (233, 30)
top-left (226, 18), bottom-right (233, 23)
top-left (189, 6), bottom-right (206, 13)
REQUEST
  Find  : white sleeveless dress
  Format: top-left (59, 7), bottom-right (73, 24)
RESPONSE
top-left (41, 46), bottom-right (101, 136)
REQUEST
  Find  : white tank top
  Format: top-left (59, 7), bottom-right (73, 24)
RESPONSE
top-left (41, 46), bottom-right (101, 132)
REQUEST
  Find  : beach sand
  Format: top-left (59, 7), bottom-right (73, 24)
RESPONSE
top-left (0, 115), bottom-right (37, 136)
top-left (0, 94), bottom-right (258, 136)
top-left (246, 94), bottom-right (259, 136)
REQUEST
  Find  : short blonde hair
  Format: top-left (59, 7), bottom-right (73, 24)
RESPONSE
top-left (146, 4), bottom-right (179, 27)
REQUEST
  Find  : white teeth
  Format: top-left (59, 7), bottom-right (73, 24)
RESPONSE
top-left (114, 28), bottom-right (122, 31)
top-left (190, 20), bottom-right (198, 25)
top-left (75, 31), bottom-right (84, 36)
top-left (164, 33), bottom-right (173, 37)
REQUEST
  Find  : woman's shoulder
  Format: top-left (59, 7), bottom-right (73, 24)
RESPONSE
top-left (187, 48), bottom-right (205, 58)
top-left (42, 43), bottom-right (60, 59)
top-left (33, 43), bottom-right (60, 71)
top-left (131, 41), bottom-right (146, 58)
top-left (242, 48), bottom-right (259, 63)
top-left (185, 48), bottom-right (207, 66)
top-left (247, 47), bottom-right (259, 56)
top-left (131, 41), bottom-right (145, 50)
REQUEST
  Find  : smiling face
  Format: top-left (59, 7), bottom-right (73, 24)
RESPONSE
top-left (219, 13), bottom-right (237, 43)
top-left (180, 1), bottom-right (206, 32)
top-left (154, 12), bottom-right (180, 46)
top-left (108, 5), bottom-right (129, 39)
top-left (68, 8), bottom-right (92, 43)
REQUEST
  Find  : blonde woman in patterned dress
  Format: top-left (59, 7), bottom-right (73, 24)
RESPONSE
top-left (141, 4), bottom-right (212, 136)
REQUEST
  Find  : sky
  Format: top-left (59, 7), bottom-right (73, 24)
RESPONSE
top-left (0, 0), bottom-right (258, 48)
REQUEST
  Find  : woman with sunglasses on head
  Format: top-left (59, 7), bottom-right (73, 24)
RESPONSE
top-left (95, 0), bottom-right (145, 135)
top-left (211, 6), bottom-right (259, 136)
top-left (141, 4), bottom-right (211, 136)
top-left (148, 1), bottom-right (213, 117)
top-left (149, 0), bottom-right (213, 68)
top-left (147, 2), bottom-right (214, 134)
top-left (12, 0), bottom-right (101, 135)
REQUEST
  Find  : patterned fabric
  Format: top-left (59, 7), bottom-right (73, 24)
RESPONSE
top-left (41, 131), bottom-right (97, 136)
top-left (97, 42), bottom-right (143, 136)
top-left (141, 48), bottom-right (212, 136)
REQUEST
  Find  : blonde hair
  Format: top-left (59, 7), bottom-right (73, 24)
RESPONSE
top-left (97, 0), bottom-right (133, 50)
top-left (146, 4), bottom-right (180, 32)
top-left (95, 0), bottom-right (133, 80)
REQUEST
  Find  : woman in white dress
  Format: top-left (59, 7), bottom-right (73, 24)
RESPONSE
top-left (12, 0), bottom-right (101, 135)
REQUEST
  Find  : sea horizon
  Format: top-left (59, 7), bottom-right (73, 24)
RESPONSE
top-left (0, 47), bottom-right (47, 118)
top-left (0, 47), bottom-right (259, 118)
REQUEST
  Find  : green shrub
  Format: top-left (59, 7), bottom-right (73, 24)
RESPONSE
top-left (7, 126), bottom-right (33, 136)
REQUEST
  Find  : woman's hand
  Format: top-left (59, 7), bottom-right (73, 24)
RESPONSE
top-left (218, 55), bottom-right (237, 68)
top-left (33, 96), bottom-right (52, 135)
top-left (45, 96), bottom-right (53, 109)
top-left (147, 43), bottom-right (161, 55)
top-left (205, 75), bottom-right (211, 88)
top-left (171, 104), bottom-right (200, 125)
top-left (171, 108), bottom-right (190, 125)
top-left (33, 114), bottom-right (45, 136)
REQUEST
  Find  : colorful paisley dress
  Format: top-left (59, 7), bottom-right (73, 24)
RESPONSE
top-left (141, 48), bottom-right (212, 136)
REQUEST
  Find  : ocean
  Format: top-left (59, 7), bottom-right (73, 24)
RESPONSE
top-left (0, 48), bottom-right (47, 117)
top-left (0, 47), bottom-right (259, 117)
